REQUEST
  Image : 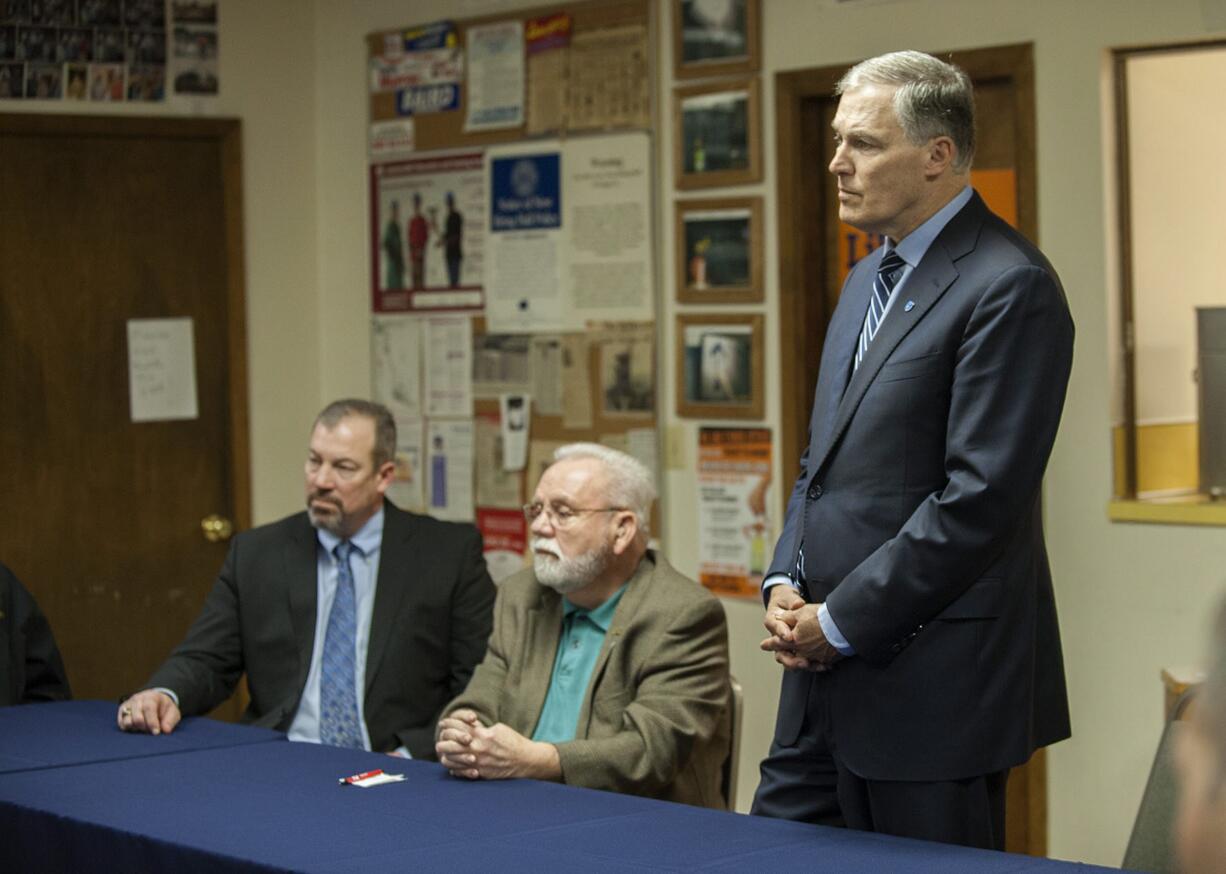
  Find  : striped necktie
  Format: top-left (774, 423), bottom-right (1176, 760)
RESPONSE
top-left (319, 541), bottom-right (364, 749)
top-left (854, 250), bottom-right (906, 370)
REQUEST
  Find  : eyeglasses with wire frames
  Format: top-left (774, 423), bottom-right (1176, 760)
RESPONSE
top-left (522, 502), bottom-right (626, 529)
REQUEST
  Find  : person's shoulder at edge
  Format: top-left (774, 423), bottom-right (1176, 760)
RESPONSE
top-left (228, 509), bottom-right (314, 543)
top-left (243, 502), bottom-right (481, 544)
top-left (382, 502), bottom-right (483, 537)
top-left (965, 200), bottom-right (1062, 276)
top-left (490, 551), bottom-right (723, 609)
top-left (627, 552), bottom-right (727, 628)
top-left (489, 564), bottom-right (547, 604)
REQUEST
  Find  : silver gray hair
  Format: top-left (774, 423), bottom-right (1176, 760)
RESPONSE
top-left (837, 50), bottom-right (976, 173)
top-left (553, 442), bottom-right (656, 535)
top-left (314, 398), bottom-right (396, 468)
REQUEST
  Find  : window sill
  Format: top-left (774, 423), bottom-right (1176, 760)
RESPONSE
top-left (1107, 497), bottom-right (1226, 526)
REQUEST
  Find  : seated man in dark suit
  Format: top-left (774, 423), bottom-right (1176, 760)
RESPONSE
top-left (1, 562), bottom-right (71, 706)
top-left (435, 443), bottom-right (731, 808)
top-left (118, 399), bottom-right (496, 758)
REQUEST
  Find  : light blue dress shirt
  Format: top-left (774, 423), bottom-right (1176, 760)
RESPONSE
top-left (288, 508), bottom-right (384, 749)
top-left (531, 584), bottom-right (628, 744)
top-left (764, 186), bottom-right (974, 656)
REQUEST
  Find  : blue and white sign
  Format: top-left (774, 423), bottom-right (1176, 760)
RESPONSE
top-left (464, 19), bottom-right (525, 131)
top-left (483, 134), bottom-right (651, 334)
top-left (490, 154), bottom-right (561, 231)
top-left (396, 82), bottom-right (460, 116)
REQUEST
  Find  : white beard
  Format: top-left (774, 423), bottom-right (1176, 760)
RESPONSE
top-left (532, 537), bottom-right (610, 593)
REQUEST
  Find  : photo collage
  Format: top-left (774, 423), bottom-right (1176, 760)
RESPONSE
top-left (0, 0), bottom-right (218, 101)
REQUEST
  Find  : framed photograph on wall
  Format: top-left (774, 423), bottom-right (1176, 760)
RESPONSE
top-left (676, 313), bottom-right (764, 419)
top-left (674, 77), bottom-right (761, 190)
top-left (672, 0), bottom-right (760, 79)
top-left (675, 196), bottom-right (763, 303)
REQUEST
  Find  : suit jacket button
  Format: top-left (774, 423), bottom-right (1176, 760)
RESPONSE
top-left (807, 484), bottom-right (823, 500)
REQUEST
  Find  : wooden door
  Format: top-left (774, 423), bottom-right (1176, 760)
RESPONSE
top-left (774, 45), bottom-right (1049, 855)
top-left (0, 114), bottom-right (249, 719)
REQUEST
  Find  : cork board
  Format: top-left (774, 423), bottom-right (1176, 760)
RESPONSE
top-left (366, 0), bottom-right (651, 151)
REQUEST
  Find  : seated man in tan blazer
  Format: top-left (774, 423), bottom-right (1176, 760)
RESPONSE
top-left (435, 443), bottom-right (731, 808)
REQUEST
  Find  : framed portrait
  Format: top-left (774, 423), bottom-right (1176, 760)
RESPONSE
top-left (676, 313), bottom-right (764, 419)
top-left (675, 196), bottom-right (763, 303)
top-left (598, 332), bottom-right (655, 418)
top-left (674, 77), bottom-right (761, 190)
top-left (672, 0), bottom-right (760, 79)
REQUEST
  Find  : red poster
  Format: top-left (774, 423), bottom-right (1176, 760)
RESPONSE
top-left (476, 507), bottom-right (527, 583)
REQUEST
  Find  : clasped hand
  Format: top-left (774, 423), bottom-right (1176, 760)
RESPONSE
top-left (435, 709), bottom-right (561, 781)
top-left (760, 585), bottom-right (842, 672)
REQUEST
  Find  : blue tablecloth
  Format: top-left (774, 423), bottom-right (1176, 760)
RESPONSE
top-left (0, 701), bottom-right (1126, 873)
top-left (0, 699), bottom-right (283, 774)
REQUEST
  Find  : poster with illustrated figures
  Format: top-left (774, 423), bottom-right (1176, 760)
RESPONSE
top-left (370, 150), bottom-right (485, 313)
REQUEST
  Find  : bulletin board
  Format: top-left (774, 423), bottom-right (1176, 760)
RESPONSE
top-left (366, 0), bottom-right (650, 150)
top-left (365, 0), bottom-right (661, 581)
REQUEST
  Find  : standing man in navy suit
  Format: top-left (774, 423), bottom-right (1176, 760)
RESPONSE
top-left (751, 51), bottom-right (1073, 850)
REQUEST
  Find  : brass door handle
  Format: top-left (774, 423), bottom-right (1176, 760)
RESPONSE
top-left (201, 514), bottom-right (234, 542)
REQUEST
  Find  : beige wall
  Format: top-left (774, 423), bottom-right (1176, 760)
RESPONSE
top-left (11, 0), bottom-right (1226, 866)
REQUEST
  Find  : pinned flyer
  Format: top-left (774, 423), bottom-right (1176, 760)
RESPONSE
top-left (338, 768), bottom-right (406, 788)
top-left (499, 393), bottom-right (530, 471)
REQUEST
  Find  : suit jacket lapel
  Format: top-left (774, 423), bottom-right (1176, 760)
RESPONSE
top-left (366, 502), bottom-right (413, 694)
top-left (811, 258), bottom-right (875, 455)
top-left (286, 516), bottom-right (319, 697)
top-left (809, 194), bottom-right (985, 478)
top-left (576, 553), bottom-right (655, 725)
top-left (516, 586), bottom-right (562, 733)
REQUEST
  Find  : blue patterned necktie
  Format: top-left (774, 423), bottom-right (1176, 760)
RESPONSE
top-left (319, 541), bottom-right (364, 749)
top-left (854, 250), bottom-right (906, 370)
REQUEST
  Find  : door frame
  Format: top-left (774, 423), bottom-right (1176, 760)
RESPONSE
top-left (772, 44), bottom-right (1046, 856)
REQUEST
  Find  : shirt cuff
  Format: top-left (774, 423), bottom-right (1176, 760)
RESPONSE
top-left (762, 573), bottom-right (799, 594)
top-left (390, 745), bottom-right (412, 759)
top-left (818, 603), bottom-right (855, 656)
top-left (761, 573), bottom-right (799, 607)
top-left (151, 687), bottom-right (179, 708)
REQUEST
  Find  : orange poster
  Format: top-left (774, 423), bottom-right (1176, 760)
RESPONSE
top-left (697, 428), bottom-right (773, 599)
top-left (836, 168), bottom-right (1018, 281)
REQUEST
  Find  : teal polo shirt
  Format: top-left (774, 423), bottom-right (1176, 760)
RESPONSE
top-left (531, 583), bottom-right (628, 744)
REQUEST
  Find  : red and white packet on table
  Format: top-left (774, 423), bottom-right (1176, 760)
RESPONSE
top-left (338, 768), bottom-right (406, 788)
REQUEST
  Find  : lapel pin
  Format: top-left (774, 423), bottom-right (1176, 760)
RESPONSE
top-left (904, 300), bottom-right (915, 312)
